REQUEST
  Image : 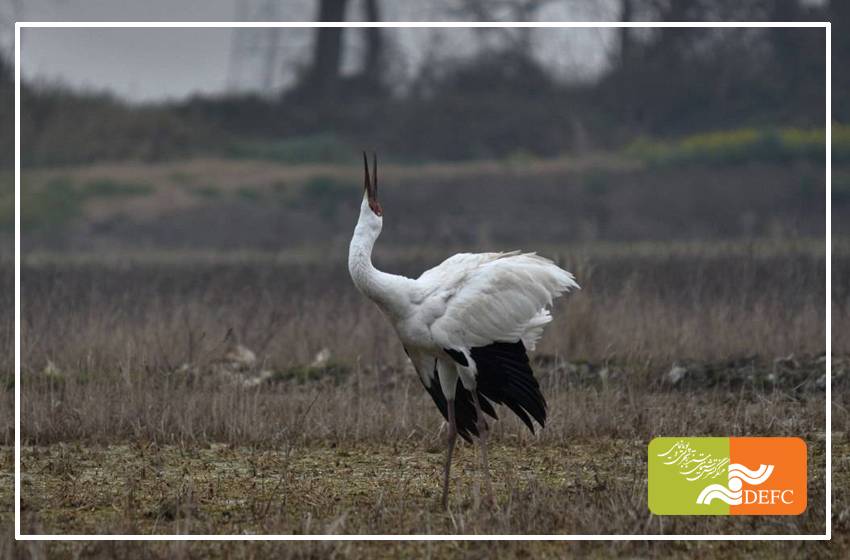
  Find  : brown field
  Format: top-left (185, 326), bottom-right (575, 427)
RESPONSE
top-left (15, 243), bottom-right (835, 377)
top-left (2, 156), bottom-right (847, 556)
top-left (2, 241), bottom-right (845, 547)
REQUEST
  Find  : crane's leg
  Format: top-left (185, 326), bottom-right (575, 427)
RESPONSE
top-left (441, 398), bottom-right (458, 509)
top-left (471, 391), bottom-right (495, 506)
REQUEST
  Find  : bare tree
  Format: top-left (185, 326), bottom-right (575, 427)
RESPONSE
top-left (359, 0), bottom-right (385, 93)
top-left (833, 0), bottom-right (850, 121)
top-left (454, 0), bottom-right (556, 56)
top-left (618, 0), bottom-right (634, 66)
top-left (294, 0), bottom-right (387, 100)
top-left (301, 0), bottom-right (350, 98)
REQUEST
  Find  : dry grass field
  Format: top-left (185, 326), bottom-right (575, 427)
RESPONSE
top-left (1, 156), bottom-right (846, 556)
top-left (2, 242), bottom-right (845, 544)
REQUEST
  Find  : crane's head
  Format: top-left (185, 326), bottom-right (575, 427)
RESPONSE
top-left (363, 151), bottom-right (382, 217)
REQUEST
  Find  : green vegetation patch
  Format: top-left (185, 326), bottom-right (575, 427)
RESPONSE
top-left (21, 178), bottom-right (83, 232)
top-left (626, 125), bottom-right (847, 167)
top-left (15, 440), bottom-right (641, 535)
top-left (188, 185), bottom-right (221, 199)
top-left (835, 171), bottom-right (850, 206)
top-left (235, 186), bottom-right (263, 202)
top-left (271, 363), bottom-right (351, 384)
top-left (80, 179), bottom-right (154, 198)
top-left (20, 176), bottom-right (154, 231)
top-left (290, 175), bottom-right (357, 219)
top-left (0, 171), bottom-right (12, 232)
top-left (225, 133), bottom-right (354, 165)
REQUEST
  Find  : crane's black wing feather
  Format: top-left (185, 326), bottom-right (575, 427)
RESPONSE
top-left (418, 358), bottom-right (498, 443)
top-left (418, 341), bottom-right (546, 441)
top-left (449, 341), bottom-right (547, 434)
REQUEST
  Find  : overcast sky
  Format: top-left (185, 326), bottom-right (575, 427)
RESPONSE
top-left (6, 0), bottom-right (618, 103)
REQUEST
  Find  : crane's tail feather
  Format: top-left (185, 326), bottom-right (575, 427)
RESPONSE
top-left (421, 370), bottom-right (499, 443)
top-left (471, 341), bottom-right (547, 433)
top-left (429, 341), bottom-right (547, 440)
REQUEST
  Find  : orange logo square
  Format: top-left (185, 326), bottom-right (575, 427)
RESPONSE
top-left (729, 437), bottom-right (807, 515)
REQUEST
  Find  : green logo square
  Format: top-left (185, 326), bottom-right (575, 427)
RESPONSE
top-left (648, 437), bottom-right (731, 515)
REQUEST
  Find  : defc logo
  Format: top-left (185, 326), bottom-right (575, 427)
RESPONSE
top-left (648, 437), bottom-right (806, 515)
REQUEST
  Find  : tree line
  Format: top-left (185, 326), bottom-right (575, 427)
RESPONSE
top-left (3, 0), bottom-right (842, 166)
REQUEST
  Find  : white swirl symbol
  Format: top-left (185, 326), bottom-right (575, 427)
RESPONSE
top-left (696, 463), bottom-right (775, 505)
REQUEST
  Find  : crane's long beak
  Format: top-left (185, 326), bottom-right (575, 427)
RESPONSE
top-left (363, 151), bottom-right (382, 216)
top-left (363, 151), bottom-right (377, 200)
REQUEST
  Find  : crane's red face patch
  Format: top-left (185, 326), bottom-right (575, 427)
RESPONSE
top-left (369, 199), bottom-right (383, 217)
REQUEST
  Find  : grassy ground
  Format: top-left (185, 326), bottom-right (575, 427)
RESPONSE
top-left (11, 355), bottom-right (838, 538)
top-left (8, 434), bottom-right (837, 536)
top-left (3, 151), bottom-right (844, 554)
top-left (15, 246), bottom-right (832, 382)
top-left (6, 241), bottom-right (842, 542)
top-left (3, 418), bottom-right (847, 557)
top-left (4, 539), bottom-right (850, 560)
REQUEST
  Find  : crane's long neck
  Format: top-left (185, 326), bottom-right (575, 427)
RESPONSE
top-left (348, 199), bottom-right (412, 317)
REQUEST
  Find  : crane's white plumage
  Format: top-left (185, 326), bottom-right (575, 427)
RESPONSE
top-left (418, 251), bottom-right (578, 353)
top-left (348, 154), bottom-right (579, 508)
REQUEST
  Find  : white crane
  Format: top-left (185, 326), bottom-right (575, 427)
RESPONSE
top-left (348, 153), bottom-right (579, 508)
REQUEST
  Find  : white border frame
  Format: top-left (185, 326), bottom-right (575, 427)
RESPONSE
top-left (13, 21), bottom-right (832, 542)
